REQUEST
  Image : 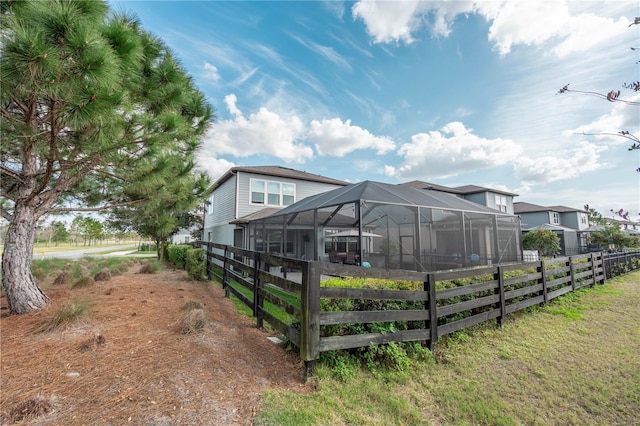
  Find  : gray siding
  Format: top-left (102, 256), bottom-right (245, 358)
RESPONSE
top-left (561, 212), bottom-right (588, 230)
top-left (464, 192), bottom-right (514, 214)
top-left (464, 193), bottom-right (488, 208)
top-left (519, 212), bottom-right (550, 228)
top-left (202, 175), bottom-right (238, 245)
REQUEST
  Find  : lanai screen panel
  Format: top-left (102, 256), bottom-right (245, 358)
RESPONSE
top-left (496, 215), bottom-right (521, 263)
top-left (360, 203), bottom-right (419, 270)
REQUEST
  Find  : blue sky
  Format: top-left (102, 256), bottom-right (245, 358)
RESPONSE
top-left (112, 0), bottom-right (639, 219)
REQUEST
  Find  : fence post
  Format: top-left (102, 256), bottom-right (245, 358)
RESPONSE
top-left (495, 265), bottom-right (506, 327)
top-left (222, 245), bottom-right (230, 298)
top-left (569, 257), bottom-right (576, 291)
top-left (300, 261), bottom-right (320, 378)
top-left (254, 251), bottom-right (264, 328)
top-left (539, 260), bottom-right (548, 307)
top-left (205, 242), bottom-right (212, 280)
top-left (426, 273), bottom-right (438, 352)
top-left (590, 253), bottom-right (597, 287)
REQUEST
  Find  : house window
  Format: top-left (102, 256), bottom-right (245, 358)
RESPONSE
top-left (251, 180), bottom-right (265, 204)
top-left (552, 212), bottom-right (560, 224)
top-left (580, 213), bottom-right (587, 224)
top-left (495, 194), bottom-right (508, 213)
top-left (250, 179), bottom-right (296, 207)
top-left (207, 194), bottom-right (214, 214)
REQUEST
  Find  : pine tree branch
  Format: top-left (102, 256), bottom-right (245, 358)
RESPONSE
top-left (48, 198), bottom-right (145, 213)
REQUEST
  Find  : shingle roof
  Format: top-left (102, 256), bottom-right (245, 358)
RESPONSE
top-left (212, 165), bottom-right (349, 189)
top-left (230, 207), bottom-right (281, 224)
top-left (454, 184), bottom-right (518, 197)
top-left (400, 180), bottom-right (518, 197)
top-left (514, 202), bottom-right (551, 213)
top-left (514, 202), bottom-right (587, 214)
top-left (398, 180), bottom-right (462, 194)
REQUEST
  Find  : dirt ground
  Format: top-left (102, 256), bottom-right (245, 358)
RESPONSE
top-left (0, 265), bottom-right (309, 425)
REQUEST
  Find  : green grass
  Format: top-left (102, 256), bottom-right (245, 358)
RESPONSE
top-left (255, 272), bottom-right (640, 425)
top-left (225, 279), bottom-right (299, 326)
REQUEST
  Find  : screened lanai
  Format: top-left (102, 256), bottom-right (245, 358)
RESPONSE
top-left (247, 181), bottom-right (522, 272)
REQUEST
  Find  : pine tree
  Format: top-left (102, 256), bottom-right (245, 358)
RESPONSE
top-left (0, 1), bottom-right (213, 313)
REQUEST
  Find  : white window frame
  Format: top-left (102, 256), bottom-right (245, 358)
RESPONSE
top-left (207, 194), bottom-right (214, 214)
top-left (552, 212), bottom-right (560, 224)
top-left (250, 179), bottom-right (296, 207)
top-left (494, 194), bottom-right (508, 213)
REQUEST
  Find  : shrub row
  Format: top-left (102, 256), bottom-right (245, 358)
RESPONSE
top-left (165, 244), bottom-right (207, 281)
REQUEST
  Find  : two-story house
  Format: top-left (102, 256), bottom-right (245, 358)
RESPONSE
top-left (400, 181), bottom-right (518, 214)
top-left (202, 165), bottom-right (348, 250)
top-left (514, 202), bottom-right (590, 255)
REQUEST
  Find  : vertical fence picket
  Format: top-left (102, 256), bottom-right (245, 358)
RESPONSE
top-left (300, 261), bottom-right (320, 377)
top-left (539, 260), bottom-right (548, 306)
top-left (427, 273), bottom-right (438, 351)
top-left (222, 245), bottom-right (230, 298)
top-left (569, 258), bottom-right (576, 291)
top-left (254, 251), bottom-right (263, 329)
top-left (496, 266), bottom-right (506, 327)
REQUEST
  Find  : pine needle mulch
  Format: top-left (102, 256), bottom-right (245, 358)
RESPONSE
top-left (0, 267), bottom-right (307, 425)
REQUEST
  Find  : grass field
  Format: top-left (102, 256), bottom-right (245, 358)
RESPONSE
top-left (255, 272), bottom-right (640, 425)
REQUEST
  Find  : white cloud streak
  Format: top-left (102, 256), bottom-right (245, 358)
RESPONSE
top-left (514, 141), bottom-right (604, 184)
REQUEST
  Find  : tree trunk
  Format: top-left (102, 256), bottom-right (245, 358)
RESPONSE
top-left (157, 239), bottom-right (165, 262)
top-left (1, 205), bottom-right (50, 314)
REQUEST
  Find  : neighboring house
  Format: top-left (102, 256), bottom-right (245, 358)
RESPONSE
top-left (514, 202), bottom-right (590, 255)
top-left (608, 216), bottom-right (640, 236)
top-left (202, 165), bottom-right (348, 249)
top-left (400, 181), bottom-right (518, 214)
top-left (170, 228), bottom-right (194, 245)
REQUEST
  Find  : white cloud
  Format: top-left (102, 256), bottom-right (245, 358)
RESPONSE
top-left (385, 121), bottom-right (522, 179)
top-left (202, 94), bottom-right (313, 163)
top-left (202, 62), bottom-right (221, 82)
top-left (288, 33), bottom-right (352, 70)
top-left (351, 0), bottom-right (422, 44)
top-left (195, 157), bottom-right (235, 182)
top-left (476, 1), bottom-right (570, 56)
top-left (514, 141), bottom-right (604, 184)
top-left (351, 0), bottom-right (633, 57)
top-left (308, 118), bottom-right (396, 157)
top-left (550, 14), bottom-right (631, 58)
top-left (567, 93), bottom-right (640, 146)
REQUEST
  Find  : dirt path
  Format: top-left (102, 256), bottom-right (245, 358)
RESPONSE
top-left (0, 267), bottom-right (308, 425)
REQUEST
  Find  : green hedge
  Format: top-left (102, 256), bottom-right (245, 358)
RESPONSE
top-left (166, 244), bottom-right (190, 269)
top-left (186, 248), bottom-right (207, 281)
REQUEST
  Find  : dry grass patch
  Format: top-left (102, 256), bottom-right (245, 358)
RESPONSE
top-left (93, 268), bottom-right (111, 282)
top-left (52, 271), bottom-right (72, 286)
top-left (4, 397), bottom-right (55, 423)
top-left (71, 276), bottom-right (94, 289)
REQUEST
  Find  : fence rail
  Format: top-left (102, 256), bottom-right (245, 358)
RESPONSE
top-left (196, 242), bottom-right (640, 376)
